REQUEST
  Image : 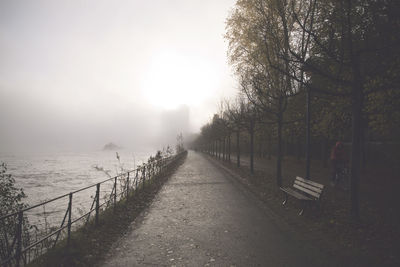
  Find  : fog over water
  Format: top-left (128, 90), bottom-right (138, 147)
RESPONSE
top-left (0, 0), bottom-right (237, 153)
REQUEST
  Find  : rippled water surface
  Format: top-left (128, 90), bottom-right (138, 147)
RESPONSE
top-left (0, 149), bottom-right (152, 225)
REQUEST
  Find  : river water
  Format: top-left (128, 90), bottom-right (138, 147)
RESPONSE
top-left (0, 149), bottom-right (153, 226)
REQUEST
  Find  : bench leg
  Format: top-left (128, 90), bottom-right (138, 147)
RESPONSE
top-left (298, 208), bottom-right (304, 216)
top-left (282, 193), bottom-right (288, 206)
top-left (299, 201), bottom-right (307, 216)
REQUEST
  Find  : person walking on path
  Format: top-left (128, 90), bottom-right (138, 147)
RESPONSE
top-left (330, 141), bottom-right (348, 186)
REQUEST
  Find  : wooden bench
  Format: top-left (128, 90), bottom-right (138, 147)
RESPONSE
top-left (280, 176), bottom-right (324, 216)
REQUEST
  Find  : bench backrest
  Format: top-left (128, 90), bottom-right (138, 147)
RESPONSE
top-left (293, 176), bottom-right (324, 200)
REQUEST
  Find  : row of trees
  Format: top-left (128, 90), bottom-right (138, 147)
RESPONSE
top-left (194, 0), bottom-right (400, 219)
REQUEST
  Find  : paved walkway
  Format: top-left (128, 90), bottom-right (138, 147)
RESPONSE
top-left (102, 151), bottom-right (336, 266)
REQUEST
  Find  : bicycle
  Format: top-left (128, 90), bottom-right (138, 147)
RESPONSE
top-left (334, 165), bottom-right (349, 190)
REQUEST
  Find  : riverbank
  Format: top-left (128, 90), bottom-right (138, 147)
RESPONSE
top-left (28, 152), bottom-right (187, 267)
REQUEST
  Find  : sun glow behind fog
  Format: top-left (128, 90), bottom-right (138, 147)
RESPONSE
top-left (141, 51), bottom-right (218, 110)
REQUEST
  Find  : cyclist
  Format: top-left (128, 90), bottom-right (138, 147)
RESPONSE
top-left (330, 141), bottom-right (348, 186)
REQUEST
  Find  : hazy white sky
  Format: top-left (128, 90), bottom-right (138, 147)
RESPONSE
top-left (0, 0), bottom-right (237, 151)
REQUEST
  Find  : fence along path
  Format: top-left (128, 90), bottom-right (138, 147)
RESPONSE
top-left (0, 151), bottom-right (186, 267)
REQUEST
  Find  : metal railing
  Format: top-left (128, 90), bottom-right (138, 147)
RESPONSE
top-left (0, 151), bottom-right (186, 267)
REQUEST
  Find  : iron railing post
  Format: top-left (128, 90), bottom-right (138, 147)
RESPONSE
top-left (15, 211), bottom-right (23, 267)
top-left (126, 172), bottom-right (130, 198)
top-left (113, 177), bottom-right (117, 211)
top-left (95, 183), bottom-right (100, 225)
top-left (135, 169), bottom-right (138, 190)
top-left (67, 193), bottom-right (72, 246)
top-left (142, 166), bottom-right (146, 190)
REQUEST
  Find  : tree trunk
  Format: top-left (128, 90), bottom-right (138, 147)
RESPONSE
top-left (322, 137), bottom-right (328, 168)
top-left (283, 139), bottom-right (287, 158)
top-left (277, 113), bottom-right (283, 187)
top-left (222, 137), bottom-right (226, 161)
top-left (228, 134), bottom-right (231, 162)
top-left (305, 88), bottom-right (311, 179)
top-left (213, 142), bottom-right (215, 156)
top-left (297, 135), bottom-right (302, 161)
top-left (250, 121), bottom-right (255, 174)
top-left (236, 130), bottom-right (240, 167)
top-left (360, 126), bottom-right (367, 169)
top-left (261, 131), bottom-right (265, 158)
top-left (213, 141), bottom-right (217, 157)
top-left (350, 89), bottom-right (362, 219)
top-left (350, 70), bottom-right (363, 219)
top-left (217, 140), bottom-right (219, 159)
top-left (218, 139), bottom-right (221, 160)
top-left (268, 133), bottom-right (272, 160)
top-left (347, 0), bottom-right (362, 220)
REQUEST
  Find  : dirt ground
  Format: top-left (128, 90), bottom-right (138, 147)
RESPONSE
top-left (211, 152), bottom-right (400, 266)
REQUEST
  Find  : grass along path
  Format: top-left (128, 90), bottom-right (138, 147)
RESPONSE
top-left (207, 153), bottom-right (400, 266)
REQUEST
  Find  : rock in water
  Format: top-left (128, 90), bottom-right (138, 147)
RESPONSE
top-left (103, 142), bottom-right (120, 150)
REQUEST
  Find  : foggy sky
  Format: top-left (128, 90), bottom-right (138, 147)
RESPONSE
top-left (0, 0), bottom-right (237, 152)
